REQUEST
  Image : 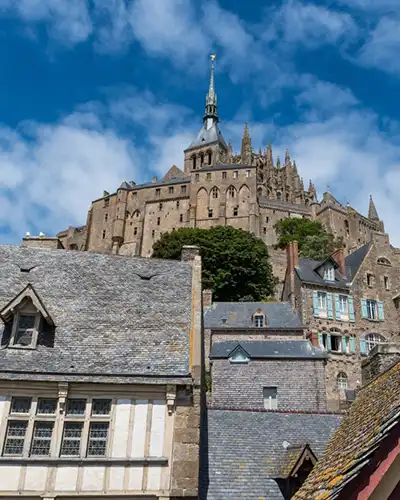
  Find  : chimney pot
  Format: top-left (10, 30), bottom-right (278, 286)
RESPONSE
top-left (332, 247), bottom-right (345, 276)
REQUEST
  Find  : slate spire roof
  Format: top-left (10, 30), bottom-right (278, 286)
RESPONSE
top-left (368, 194), bottom-right (379, 221)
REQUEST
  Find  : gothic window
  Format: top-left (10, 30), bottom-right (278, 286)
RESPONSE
top-left (191, 155), bottom-right (196, 170)
top-left (212, 187), bottom-right (219, 199)
top-left (228, 186), bottom-right (236, 198)
top-left (208, 151), bottom-right (212, 165)
top-left (337, 372), bottom-right (348, 390)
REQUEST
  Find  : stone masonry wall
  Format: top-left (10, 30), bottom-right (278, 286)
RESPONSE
top-left (211, 358), bottom-right (327, 411)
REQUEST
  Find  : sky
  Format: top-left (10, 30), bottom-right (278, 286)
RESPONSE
top-left (1, 0), bottom-right (400, 245)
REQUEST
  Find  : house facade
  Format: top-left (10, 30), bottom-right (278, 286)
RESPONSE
top-left (0, 242), bottom-right (202, 499)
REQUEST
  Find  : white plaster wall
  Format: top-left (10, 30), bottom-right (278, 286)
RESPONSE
top-left (128, 466), bottom-right (143, 490)
top-left (149, 400), bottom-right (165, 457)
top-left (111, 399), bottom-right (131, 457)
top-left (82, 466), bottom-right (105, 491)
top-left (108, 466), bottom-right (125, 490)
top-left (24, 465), bottom-right (47, 490)
top-left (55, 466), bottom-right (78, 491)
top-left (130, 400), bottom-right (148, 457)
top-left (0, 465), bottom-right (20, 490)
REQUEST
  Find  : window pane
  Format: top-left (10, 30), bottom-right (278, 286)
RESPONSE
top-left (60, 422), bottom-right (83, 456)
top-left (263, 387), bottom-right (278, 410)
top-left (66, 399), bottom-right (86, 416)
top-left (92, 399), bottom-right (112, 416)
top-left (3, 421), bottom-right (27, 455)
top-left (87, 422), bottom-right (109, 456)
top-left (37, 398), bottom-right (57, 415)
top-left (30, 422), bottom-right (53, 456)
top-left (18, 315), bottom-right (35, 329)
top-left (11, 397), bottom-right (31, 414)
top-left (14, 329), bottom-right (34, 346)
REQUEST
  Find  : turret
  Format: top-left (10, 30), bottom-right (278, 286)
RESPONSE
top-left (241, 123), bottom-right (252, 163)
top-left (112, 185), bottom-right (128, 254)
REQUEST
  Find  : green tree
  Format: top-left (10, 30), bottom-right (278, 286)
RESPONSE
top-left (274, 218), bottom-right (342, 260)
top-left (152, 226), bottom-right (276, 301)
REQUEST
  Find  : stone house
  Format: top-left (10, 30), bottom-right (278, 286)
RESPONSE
top-left (0, 242), bottom-right (202, 500)
top-left (55, 58), bottom-right (386, 290)
top-left (294, 343), bottom-right (400, 500)
top-left (282, 234), bottom-right (400, 411)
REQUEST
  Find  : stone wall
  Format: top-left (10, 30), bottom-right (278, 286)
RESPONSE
top-left (211, 358), bottom-right (327, 411)
top-left (362, 344), bottom-right (400, 386)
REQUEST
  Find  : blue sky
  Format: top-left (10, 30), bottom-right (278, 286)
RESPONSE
top-left (1, 0), bottom-right (400, 245)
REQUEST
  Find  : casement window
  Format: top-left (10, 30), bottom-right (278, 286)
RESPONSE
top-left (360, 333), bottom-right (386, 355)
top-left (361, 299), bottom-right (384, 321)
top-left (9, 311), bottom-right (41, 349)
top-left (313, 291), bottom-right (332, 319)
top-left (3, 397), bottom-right (57, 457)
top-left (254, 314), bottom-right (265, 328)
top-left (323, 266), bottom-right (335, 281)
top-left (263, 387), bottom-right (278, 410)
top-left (318, 332), bottom-right (355, 355)
top-left (337, 372), bottom-right (348, 390)
top-left (334, 294), bottom-right (355, 322)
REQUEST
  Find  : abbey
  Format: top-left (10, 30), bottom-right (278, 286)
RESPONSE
top-left (57, 57), bottom-right (384, 288)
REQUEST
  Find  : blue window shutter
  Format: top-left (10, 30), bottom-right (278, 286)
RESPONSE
top-left (317, 332), bottom-right (323, 349)
top-left (327, 293), bottom-right (334, 319)
top-left (334, 294), bottom-right (341, 320)
top-left (327, 334), bottom-right (332, 351)
top-left (350, 336), bottom-right (356, 353)
top-left (349, 296), bottom-right (355, 322)
top-left (341, 336), bottom-right (347, 353)
top-left (378, 301), bottom-right (385, 321)
top-left (360, 338), bottom-right (367, 355)
top-left (312, 291), bottom-right (319, 317)
top-left (361, 299), bottom-right (368, 319)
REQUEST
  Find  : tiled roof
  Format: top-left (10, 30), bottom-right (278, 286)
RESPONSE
top-left (204, 302), bottom-right (304, 329)
top-left (296, 258), bottom-right (349, 290)
top-left (202, 409), bottom-right (341, 500)
top-left (186, 122), bottom-right (227, 151)
top-left (0, 246), bottom-right (193, 380)
top-left (344, 242), bottom-right (371, 281)
top-left (293, 360), bottom-right (400, 499)
top-left (210, 340), bottom-right (326, 359)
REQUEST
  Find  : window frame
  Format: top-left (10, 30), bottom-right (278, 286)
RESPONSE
top-left (9, 311), bottom-right (41, 350)
top-left (263, 387), bottom-right (278, 410)
top-left (317, 291), bottom-right (327, 317)
top-left (366, 299), bottom-right (377, 320)
top-left (339, 295), bottom-right (349, 320)
top-left (324, 266), bottom-right (335, 282)
top-left (337, 372), bottom-right (348, 390)
top-left (254, 314), bottom-right (265, 328)
top-left (365, 333), bottom-right (386, 353)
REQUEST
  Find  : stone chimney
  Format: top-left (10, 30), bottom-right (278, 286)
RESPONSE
top-left (203, 289), bottom-right (213, 308)
top-left (331, 247), bottom-right (346, 276)
top-left (362, 343), bottom-right (400, 386)
top-left (22, 233), bottom-right (64, 250)
top-left (286, 240), bottom-right (299, 273)
top-left (181, 245), bottom-right (200, 262)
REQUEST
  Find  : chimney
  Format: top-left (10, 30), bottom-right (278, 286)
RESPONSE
top-left (332, 247), bottom-right (345, 276)
top-left (22, 233), bottom-right (64, 250)
top-left (362, 343), bottom-right (400, 386)
top-left (181, 245), bottom-right (200, 262)
top-left (203, 289), bottom-right (213, 308)
top-left (286, 240), bottom-right (299, 273)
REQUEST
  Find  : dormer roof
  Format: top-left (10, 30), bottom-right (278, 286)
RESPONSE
top-left (0, 284), bottom-right (54, 326)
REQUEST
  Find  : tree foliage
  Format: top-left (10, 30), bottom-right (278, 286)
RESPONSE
top-left (152, 226), bottom-right (276, 302)
top-left (274, 218), bottom-right (342, 260)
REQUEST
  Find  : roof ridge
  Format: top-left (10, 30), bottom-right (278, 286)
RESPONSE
top-left (207, 406), bottom-right (343, 415)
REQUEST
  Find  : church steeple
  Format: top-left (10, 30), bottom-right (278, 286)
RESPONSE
top-left (368, 195), bottom-right (379, 221)
top-left (203, 54), bottom-right (219, 130)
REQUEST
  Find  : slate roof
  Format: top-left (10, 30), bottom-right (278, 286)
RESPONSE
top-left (210, 340), bottom-right (326, 359)
top-left (0, 246), bottom-right (193, 381)
top-left (344, 242), bottom-right (371, 281)
top-left (186, 122), bottom-right (227, 151)
top-left (258, 197), bottom-right (311, 214)
top-left (294, 359), bottom-right (400, 499)
top-left (295, 258), bottom-right (349, 290)
top-left (203, 409), bottom-right (342, 500)
top-left (204, 302), bottom-right (304, 329)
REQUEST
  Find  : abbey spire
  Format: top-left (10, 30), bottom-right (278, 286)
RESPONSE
top-left (204, 54), bottom-right (218, 130)
top-left (368, 195), bottom-right (379, 221)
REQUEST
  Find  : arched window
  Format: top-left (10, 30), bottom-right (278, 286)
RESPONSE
top-left (365, 333), bottom-right (386, 353)
top-left (208, 151), bottom-right (212, 165)
top-left (191, 155), bottom-right (196, 170)
top-left (200, 153), bottom-right (204, 166)
top-left (276, 192), bottom-right (282, 200)
top-left (211, 187), bottom-right (219, 199)
top-left (377, 257), bottom-right (391, 266)
top-left (228, 186), bottom-right (236, 198)
top-left (337, 372), bottom-right (348, 390)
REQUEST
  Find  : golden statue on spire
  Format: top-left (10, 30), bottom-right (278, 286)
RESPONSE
top-left (210, 54), bottom-right (216, 61)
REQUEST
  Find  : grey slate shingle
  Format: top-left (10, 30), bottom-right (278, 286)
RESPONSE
top-left (210, 340), bottom-right (327, 359)
top-left (0, 246), bottom-right (193, 380)
top-left (204, 302), bottom-right (303, 329)
top-left (203, 409), bottom-right (341, 500)
top-left (295, 258), bottom-right (349, 289)
top-left (344, 242), bottom-right (371, 281)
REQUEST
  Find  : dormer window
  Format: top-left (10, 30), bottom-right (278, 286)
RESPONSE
top-left (11, 313), bottom-right (40, 348)
top-left (254, 312), bottom-right (265, 328)
top-left (324, 266), bottom-right (335, 281)
top-left (229, 347), bottom-right (250, 364)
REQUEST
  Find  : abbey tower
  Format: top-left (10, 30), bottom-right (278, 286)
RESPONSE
top-left (57, 57), bottom-right (385, 286)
